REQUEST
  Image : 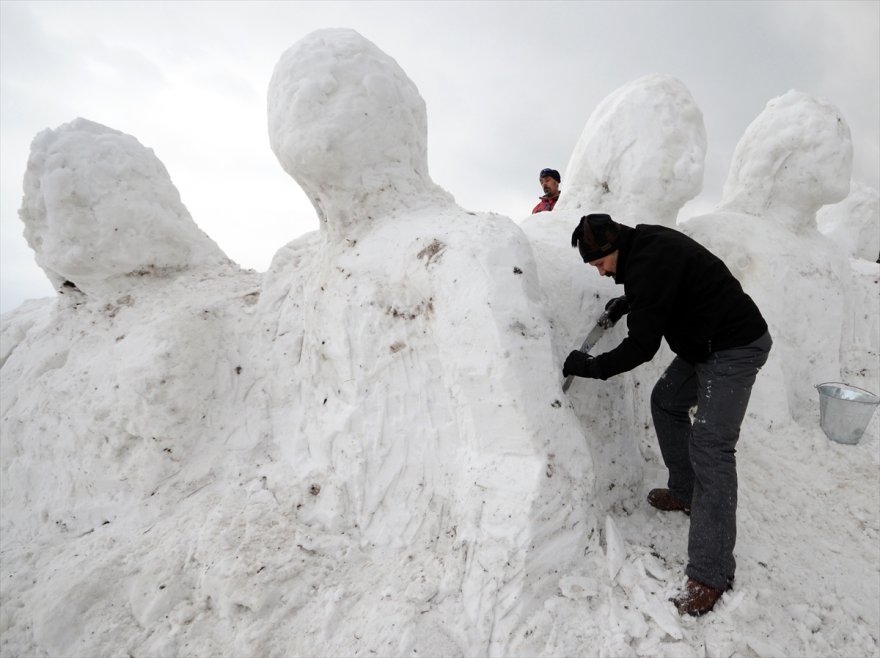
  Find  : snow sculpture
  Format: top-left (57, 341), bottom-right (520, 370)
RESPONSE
top-left (3, 117), bottom-right (260, 547)
top-left (684, 90), bottom-right (854, 423)
top-left (720, 92), bottom-right (852, 227)
top-left (817, 181), bottom-right (880, 393)
top-left (1, 118), bottom-right (275, 658)
top-left (267, 29), bottom-right (452, 242)
top-left (520, 75), bottom-right (707, 513)
top-left (19, 118), bottom-right (232, 300)
top-left (557, 74), bottom-right (706, 227)
top-left (262, 28), bottom-right (594, 655)
top-left (1, 31), bottom-right (878, 658)
top-left (818, 180), bottom-right (880, 263)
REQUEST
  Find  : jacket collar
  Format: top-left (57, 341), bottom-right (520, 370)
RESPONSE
top-left (612, 224), bottom-right (634, 285)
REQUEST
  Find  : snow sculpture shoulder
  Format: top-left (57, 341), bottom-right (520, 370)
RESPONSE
top-left (720, 90), bottom-right (852, 229)
top-left (19, 118), bottom-right (232, 300)
top-left (267, 28), bottom-right (452, 241)
top-left (557, 74), bottom-right (706, 226)
top-left (818, 181), bottom-right (880, 262)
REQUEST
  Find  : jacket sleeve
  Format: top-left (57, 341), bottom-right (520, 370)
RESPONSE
top-left (593, 251), bottom-right (685, 379)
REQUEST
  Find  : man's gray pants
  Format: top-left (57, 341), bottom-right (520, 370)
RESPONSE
top-left (650, 331), bottom-right (772, 591)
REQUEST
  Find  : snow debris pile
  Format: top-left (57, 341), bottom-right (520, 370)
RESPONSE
top-left (1, 28), bottom-right (878, 658)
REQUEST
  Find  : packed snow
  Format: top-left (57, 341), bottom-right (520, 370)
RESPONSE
top-left (1, 27), bottom-right (878, 658)
top-left (19, 118), bottom-right (234, 299)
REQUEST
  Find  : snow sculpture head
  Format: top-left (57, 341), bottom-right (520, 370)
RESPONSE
top-left (720, 91), bottom-right (852, 225)
top-left (19, 118), bottom-right (231, 299)
top-left (267, 29), bottom-right (449, 241)
top-left (559, 74), bottom-right (706, 225)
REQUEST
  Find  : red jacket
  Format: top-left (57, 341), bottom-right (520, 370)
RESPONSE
top-left (532, 194), bottom-right (559, 214)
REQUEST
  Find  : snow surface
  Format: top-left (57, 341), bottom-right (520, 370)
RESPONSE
top-left (1, 28), bottom-right (879, 658)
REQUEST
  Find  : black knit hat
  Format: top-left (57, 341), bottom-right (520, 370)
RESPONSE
top-left (571, 213), bottom-right (621, 262)
top-left (539, 168), bottom-right (561, 183)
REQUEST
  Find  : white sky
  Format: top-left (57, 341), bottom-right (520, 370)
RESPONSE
top-left (1, 0), bottom-right (878, 314)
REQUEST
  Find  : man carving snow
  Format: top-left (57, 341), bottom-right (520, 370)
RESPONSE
top-left (563, 212), bottom-right (772, 617)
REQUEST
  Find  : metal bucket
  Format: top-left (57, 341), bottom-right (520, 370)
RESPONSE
top-left (815, 383), bottom-right (880, 445)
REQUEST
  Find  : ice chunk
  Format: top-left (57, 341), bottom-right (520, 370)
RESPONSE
top-left (605, 515), bottom-right (626, 581)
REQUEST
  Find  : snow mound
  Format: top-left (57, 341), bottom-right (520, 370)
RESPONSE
top-left (19, 118), bottom-right (233, 300)
top-left (558, 74), bottom-right (706, 226)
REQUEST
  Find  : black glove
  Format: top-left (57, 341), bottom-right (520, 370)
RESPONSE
top-left (563, 350), bottom-right (603, 379)
top-left (604, 295), bottom-right (630, 323)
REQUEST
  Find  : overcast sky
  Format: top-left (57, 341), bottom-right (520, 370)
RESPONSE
top-left (1, 0), bottom-right (878, 313)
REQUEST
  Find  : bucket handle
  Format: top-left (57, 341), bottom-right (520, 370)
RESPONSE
top-left (815, 382), bottom-right (880, 404)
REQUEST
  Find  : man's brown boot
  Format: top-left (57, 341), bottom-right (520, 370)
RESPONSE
top-left (647, 488), bottom-right (691, 515)
top-left (671, 578), bottom-right (726, 616)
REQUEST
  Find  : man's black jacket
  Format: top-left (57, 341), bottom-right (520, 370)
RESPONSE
top-left (593, 224), bottom-right (768, 379)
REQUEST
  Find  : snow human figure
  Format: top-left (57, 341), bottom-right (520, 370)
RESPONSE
top-left (684, 90), bottom-right (854, 423)
top-left (817, 182), bottom-right (880, 392)
top-left (532, 167), bottom-right (561, 213)
top-left (564, 213), bottom-right (772, 616)
top-left (557, 74), bottom-right (706, 226)
top-left (520, 75), bottom-right (707, 513)
top-left (19, 118), bottom-right (233, 302)
top-left (4, 117), bottom-right (260, 549)
top-left (263, 28), bottom-right (593, 655)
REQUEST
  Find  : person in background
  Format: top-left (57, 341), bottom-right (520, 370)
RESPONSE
top-left (563, 213), bottom-right (772, 617)
top-left (532, 168), bottom-right (561, 213)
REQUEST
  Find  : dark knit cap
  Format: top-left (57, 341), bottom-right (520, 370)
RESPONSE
top-left (571, 213), bottom-right (622, 262)
top-left (540, 168), bottom-right (561, 183)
